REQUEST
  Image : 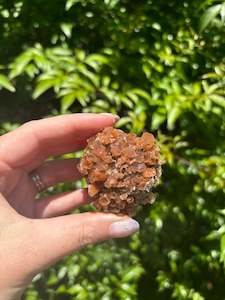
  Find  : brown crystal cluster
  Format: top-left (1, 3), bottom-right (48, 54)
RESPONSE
top-left (78, 127), bottom-right (162, 216)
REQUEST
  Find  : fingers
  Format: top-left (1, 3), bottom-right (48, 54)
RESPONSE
top-left (35, 189), bottom-right (89, 218)
top-left (33, 158), bottom-right (81, 192)
top-left (6, 158), bottom-right (82, 214)
top-left (0, 113), bottom-right (119, 171)
top-left (27, 213), bottom-right (139, 274)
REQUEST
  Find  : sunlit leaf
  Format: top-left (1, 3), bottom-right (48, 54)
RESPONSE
top-left (167, 106), bottom-right (181, 130)
top-left (0, 74), bottom-right (15, 92)
top-left (9, 52), bottom-right (32, 78)
top-left (61, 93), bottom-right (77, 112)
top-left (85, 54), bottom-right (109, 65)
top-left (60, 23), bottom-right (73, 38)
top-left (199, 4), bottom-right (222, 32)
top-left (131, 89), bottom-right (151, 103)
top-left (32, 79), bottom-right (55, 99)
top-left (65, 0), bottom-right (80, 10)
top-left (122, 266), bottom-right (144, 282)
top-left (220, 234), bottom-right (225, 267)
top-left (115, 117), bottom-right (132, 128)
top-left (151, 110), bottom-right (167, 130)
top-left (120, 95), bottom-right (134, 108)
top-left (210, 94), bottom-right (225, 108)
top-left (206, 225), bottom-right (225, 240)
top-left (93, 99), bottom-right (110, 109)
top-left (50, 47), bottom-right (72, 56)
top-left (221, 3), bottom-right (225, 23)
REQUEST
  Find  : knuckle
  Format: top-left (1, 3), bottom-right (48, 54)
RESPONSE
top-left (20, 120), bottom-right (38, 130)
top-left (78, 224), bottom-right (94, 249)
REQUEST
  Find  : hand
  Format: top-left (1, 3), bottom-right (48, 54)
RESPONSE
top-left (0, 113), bottom-right (139, 300)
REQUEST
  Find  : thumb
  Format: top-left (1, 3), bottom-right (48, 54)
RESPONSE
top-left (26, 213), bottom-right (139, 275)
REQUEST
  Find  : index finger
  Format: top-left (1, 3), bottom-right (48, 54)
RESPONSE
top-left (0, 113), bottom-right (119, 171)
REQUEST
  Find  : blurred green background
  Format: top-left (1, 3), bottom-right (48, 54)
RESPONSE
top-left (0, 0), bottom-right (225, 299)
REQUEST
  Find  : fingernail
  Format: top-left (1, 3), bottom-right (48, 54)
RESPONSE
top-left (100, 113), bottom-right (120, 122)
top-left (109, 219), bottom-right (140, 238)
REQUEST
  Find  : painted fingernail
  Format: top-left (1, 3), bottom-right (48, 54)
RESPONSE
top-left (100, 113), bottom-right (120, 122)
top-left (109, 219), bottom-right (140, 238)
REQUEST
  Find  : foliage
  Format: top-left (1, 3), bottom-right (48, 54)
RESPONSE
top-left (199, 2), bottom-right (225, 32)
top-left (0, 0), bottom-right (225, 299)
top-left (25, 242), bottom-right (144, 300)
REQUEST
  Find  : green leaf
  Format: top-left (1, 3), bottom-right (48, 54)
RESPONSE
top-left (93, 99), bottom-right (110, 109)
top-left (32, 79), bottom-right (55, 99)
top-left (50, 47), bottom-right (72, 57)
top-left (210, 94), bottom-right (225, 109)
top-left (167, 106), bottom-right (181, 130)
top-left (85, 54), bottom-right (108, 65)
top-left (60, 23), bottom-right (73, 38)
top-left (104, 0), bottom-right (119, 8)
top-left (9, 52), bottom-right (32, 78)
top-left (220, 234), bottom-right (225, 267)
top-left (199, 4), bottom-right (222, 32)
top-left (206, 225), bottom-right (225, 240)
top-left (122, 266), bottom-right (144, 282)
top-left (126, 91), bottom-right (139, 103)
top-left (65, 0), bottom-right (80, 10)
top-left (25, 64), bottom-right (39, 78)
top-left (76, 49), bottom-right (86, 61)
top-left (131, 89), bottom-right (151, 103)
top-left (218, 209), bottom-right (225, 216)
top-left (221, 3), bottom-right (225, 23)
top-left (120, 95), bottom-right (134, 108)
top-left (0, 74), bottom-right (15, 92)
top-left (78, 65), bottom-right (99, 86)
top-left (191, 292), bottom-right (205, 300)
top-left (115, 117), bottom-right (132, 128)
top-left (143, 63), bottom-right (151, 79)
top-left (61, 93), bottom-right (76, 112)
top-left (151, 110), bottom-right (167, 130)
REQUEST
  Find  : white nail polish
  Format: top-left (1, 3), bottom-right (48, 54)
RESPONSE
top-left (100, 113), bottom-right (120, 121)
top-left (109, 219), bottom-right (140, 238)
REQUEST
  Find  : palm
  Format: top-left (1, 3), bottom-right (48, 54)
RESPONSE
top-left (7, 170), bottom-right (36, 217)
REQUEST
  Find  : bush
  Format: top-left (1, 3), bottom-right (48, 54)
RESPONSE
top-left (0, 1), bottom-right (225, 299)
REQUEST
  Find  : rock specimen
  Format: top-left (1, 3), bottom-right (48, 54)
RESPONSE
top-left (78, 127), bottom-right (162, 216)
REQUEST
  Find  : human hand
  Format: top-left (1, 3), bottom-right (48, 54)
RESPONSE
top-left (0, 113), bottom-right (139, 300)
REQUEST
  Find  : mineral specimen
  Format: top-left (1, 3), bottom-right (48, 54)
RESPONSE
top-left (78, 127), bottom-right (162, 216)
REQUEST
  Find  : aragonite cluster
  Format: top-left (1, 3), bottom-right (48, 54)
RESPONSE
top-left (78, 127), bottom-right (162, 216)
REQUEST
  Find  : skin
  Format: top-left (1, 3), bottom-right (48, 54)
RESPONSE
top-left (0, 113), bottom-right (138, 300)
